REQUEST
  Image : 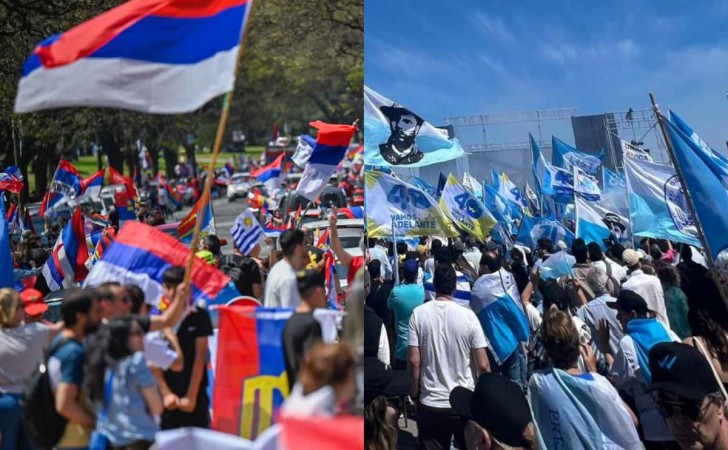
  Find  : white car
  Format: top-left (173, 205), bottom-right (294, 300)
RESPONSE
top-left (227, 172), bottom-right (251, 201)
top-left (304, 218), bottom-right (364, 258)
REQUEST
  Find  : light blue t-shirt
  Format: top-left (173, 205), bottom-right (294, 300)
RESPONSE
top-left (388, 283), bottom-right (425, 360)
top-left (96, 351), bottom-right (158, 446)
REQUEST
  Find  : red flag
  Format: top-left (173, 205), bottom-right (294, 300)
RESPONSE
top-left (108, 166), bottom-right (137, 198)
top-left (280, 414), bottom-right (364, 450)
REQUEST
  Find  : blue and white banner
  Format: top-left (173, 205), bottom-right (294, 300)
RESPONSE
top-left (483, 184), bottom-right (516, 234)
top-left (665, 117), bottom-right (728, 258)
top-left (440, 174), bottom-right (496, 242)
top-left (531, 134), bottom-right (573, 202)
top-left (516, 215), bottom-right (575, 250)
top-left (412, 176), bottom-right (439, 200)
top-left (497, 172), bottom-right (528, 215)
top-left (575, 195), bottom-right (611, 249)
top-left (364, 85), bottom-right (464, 167)
top-left (525, 182), bottom-right (539, 212)
top-left (463, 172), bottom-right (484, 199)
top-left (552, 136), bottom-right (604, 176)
top-left (624, 156), bottom-right (700, 247)
top-left (573, 167), bottom-right (602, 201)
top-left (231, 210), bottom-right (265, 257)
top-left (621, 139), bottom-right (653, 163)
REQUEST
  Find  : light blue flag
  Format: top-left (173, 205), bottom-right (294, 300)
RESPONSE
top-left (412, 176), bottom-right (439, 199)
top-left (665, 118), bottom-right (728, 259)
top-left (552, 136), bottom-right (604, 176)
top-left (623, 156), bottom-right (701, 247)
top-left (575, 195), bottom-right (611, 249)
top-left (531, 134), bottom-right (573, 201)
top-left (516, 215), bottom-right (575, 250)
top-left (365, 85), bottom-right (464, 167)
top-left (492, 169), bottom-right (501, 191)
top-left (484, 185), bottom-right (516, 234)
top-left (0, 197), bottom-right (13, 288)
top-left (669, 109), bottom-right (728, 190)
top-left (602, 168), bottom-right (629, 218)
top-left (573, 167), bottom-right (602, 201)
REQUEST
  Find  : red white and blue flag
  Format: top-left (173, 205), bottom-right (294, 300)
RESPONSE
top-left (251, 154), bottom-right (284, 193)
top-left (85, 221), bottom-right (230, 305)
top-left (42, 160), bottom-right (82, 216)
top-left (76, 168), bottom-right (105, 203)
top-left (296, 121), bottom-right (357, 202)
top-left (41, 207), bottom-right (89, 291)
top-left (15, 0), bottom-right (254, 114)
top-left (0, 173), bottom-right (23, 193)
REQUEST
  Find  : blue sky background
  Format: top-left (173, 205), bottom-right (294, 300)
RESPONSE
top-left (365, 0), bottom-right (728, 154)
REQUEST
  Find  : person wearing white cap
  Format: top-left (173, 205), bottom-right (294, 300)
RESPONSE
top-left (621, 248), bottom-right (670, 327)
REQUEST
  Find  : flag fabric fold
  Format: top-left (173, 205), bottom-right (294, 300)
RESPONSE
top-left (15, 0), bottom-right (254, 114)
top-left (251, 154), bottom-right (284, 193)
top-left (575, 195), bottom-right (611, 249)
top-left (177, 195), bottom-right (214, 244)
top-left (552, 136), bottom-right (603, 176)
top-left (41, 207), bottom-right (88, 290)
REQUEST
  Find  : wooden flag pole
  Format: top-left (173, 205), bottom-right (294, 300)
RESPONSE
top-left (649, 92), bottom-right (728, 309)
top-left (184, 2), bottom-right (256, 284)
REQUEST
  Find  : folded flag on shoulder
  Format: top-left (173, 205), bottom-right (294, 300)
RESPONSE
top-left (296, 121), bottom-right (357, 202)
top-left (41, 207), bottom-right (89, 291)
top-left (15, 0), bottom-right (253, 114)
top-left (231, 210), bottom-right (265, 256)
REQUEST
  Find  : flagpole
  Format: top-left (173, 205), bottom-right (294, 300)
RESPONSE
top-left (184, 1), bottom-right (256, 284)
top-left (649, 92), bottom-right (728, 308)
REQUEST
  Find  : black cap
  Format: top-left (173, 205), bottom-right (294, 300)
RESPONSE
top-left (648, 342), bottom-right (720, 400)
top-left (607, 289), bottom-right (649, 316)
top-left (296, 269), bottom-right (325, 294)
top-left (364, 357), bottom-right (410, 406)
top-left (450, 374), bottom-right (532, 447)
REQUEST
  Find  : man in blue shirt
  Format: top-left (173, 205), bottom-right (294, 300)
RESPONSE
top-left (388, 259), bottom-right (424, 369)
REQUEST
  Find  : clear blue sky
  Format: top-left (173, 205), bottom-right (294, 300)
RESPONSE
top-left (365, 0), bottom-right (728, 152)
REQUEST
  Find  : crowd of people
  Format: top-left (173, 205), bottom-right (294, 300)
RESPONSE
top-left (364, 234), bottom-right (728, 450)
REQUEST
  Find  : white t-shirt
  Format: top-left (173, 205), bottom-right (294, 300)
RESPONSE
top-left (611, 324), bottom-right (680, 442)
top-left (622, 270), bottom-right (669, 327)
top-left (264, 259), bottom-right (301, 308)
top-left (592, 259), bottom-right (627, 283)
top-left (408, 300), bottom-right (488, 408)
top-left (576, 294), bottom-right (625, 356)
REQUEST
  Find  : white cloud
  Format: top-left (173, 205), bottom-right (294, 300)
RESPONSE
top-left (473, 12), bottom-right (516, 43)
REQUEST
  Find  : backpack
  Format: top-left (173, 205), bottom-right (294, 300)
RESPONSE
top-left (22, 337), bottom-right (70, 450)
top-left (605, 261), bottom-right (621, 297)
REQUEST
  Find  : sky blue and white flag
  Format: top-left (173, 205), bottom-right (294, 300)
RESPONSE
top-left (483, 184), bottom-right (516, 234)
top-left (531, 134), bottom-right (573, 201)
top-left (575, 195), bottom-right (611, 249)
top-left (463, 172), bottom-right (484, 199)
top-left (498, 172), bottom-right (528, 214)
top-left (602, 168), bottom-right (629, 217)
top-left (516, 215), bottom-right (575, 250)
top-left (552, 136), bottom-right (604, 176)
top-left (365, 85), bottom-right (464, 167)
top-left (573, 167), bottom-right (602, 201)
top-left (231, 210), bottom-right (265, 257)
top-left (665, 117), bottom-right (728, 259)
top-left (624, 156), bottom-right (700, 247)
top-left (592, 200), bottom-right (631, 242)
top-left (668, 109), bottom-right (728, 190)
top-left (470, 269), bottom-right (529, 364)
top-left (525, 182), bottom-right (539, 212)
top-left (412, 176), bottom-right (439, 200)
top-left (492, 168), bottom-right (501, 191)
top-left (621, 139), bottom-right (653, 163)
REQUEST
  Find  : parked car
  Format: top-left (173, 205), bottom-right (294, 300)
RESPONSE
top-left (227, 172), bottom-right (251, 201)
top-left (304, 218), bottom-right (364, 258)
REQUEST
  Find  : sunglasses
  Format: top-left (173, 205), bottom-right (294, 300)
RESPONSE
top-left (655, 398), bottom-right (712, 422)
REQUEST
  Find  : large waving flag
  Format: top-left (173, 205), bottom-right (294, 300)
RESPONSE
top-left (552, 136), bottom-right (604, 176)
top-left (292, 134), bottom-right (316, 168)
top-left (85, 221), bottom-right (230, 305)
top-left (296, 121), bottom-right (357, 202)
top-left (364, 85), bottom-right (464, 167)
top-left (15, 0), bottom-right (253, 114)
top-left (177, 195), bottom-right (214, 244)
top-left (516, 215), bottom-right (575, 250)
top-left (623, 156), bottom-right (700, 247)
top-left (531, 134), bottom-right (551, 196)
top-left (51, 159), bottom-right (82, 199)
top-left (664, 117), bottom-right (728, 259)
top-left (440, 174), bottom-right (496, 241)
top-left (575, 195), bottom-right (611, 249)
top-left (483, 184), bottom-right (515, 234)
top-left (525, 182), bottom-right (539, 212)
top-left (109, 166), bottom-right (137, 198)
top-left (41, 207), bottom-right (89, 291)
top-left (365, 170), bottom-right (457, 238)
top-left (231, 210), bottom-right (265, 256)
top-left (530, 134), bottom-right (574, 202)
top-left (0, 197), bottom-right (14, 288)
top-left (251, 154), bottom-right (284, 193)
top-left (463, 172), bottom-right (483, 198)
top-left (212, 306), bottom-right (292, 440)
top-left (669, 109), bottom-right (728, 190)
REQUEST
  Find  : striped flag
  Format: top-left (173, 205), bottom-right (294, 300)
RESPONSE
top-left (231, 210), bottom-right (265, 256)
top-left (177, 195), bottom-right (214, 244)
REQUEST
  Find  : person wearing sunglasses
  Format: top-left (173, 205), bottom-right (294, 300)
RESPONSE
top-left (649, 342), bottom-right (728, 450)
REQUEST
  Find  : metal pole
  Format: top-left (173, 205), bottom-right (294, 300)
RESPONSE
top-left (649, 92), bottom-right (728, 308)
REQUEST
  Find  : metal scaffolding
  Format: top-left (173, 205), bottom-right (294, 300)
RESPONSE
top-left (603, 108), bottom-right (666, 169)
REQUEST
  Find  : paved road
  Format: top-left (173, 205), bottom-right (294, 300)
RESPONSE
top-left (170, 193), bottom-right (248, 245)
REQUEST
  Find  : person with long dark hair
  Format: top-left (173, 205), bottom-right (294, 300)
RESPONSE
top-left (684, 297), bottom-right (728, 390)
top-left (85, 316), bottom-right (162, 450)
